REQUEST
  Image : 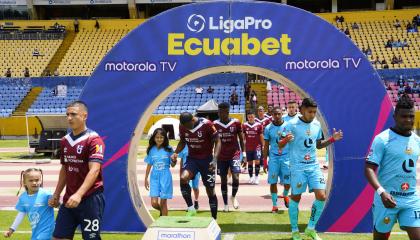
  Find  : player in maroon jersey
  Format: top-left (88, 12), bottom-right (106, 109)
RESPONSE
top-left (171, 112), bottom-right (221, 219)
top-left (242, 111), bottom-right (264, 185)
top-left (255, 106), bottom-right (271, 128)
top-left (48, 101), bottom-right (105, 240)
top-left (264, 104), bottom-right (274, 121)
top-left (214, 102), bottom-right (246, 212)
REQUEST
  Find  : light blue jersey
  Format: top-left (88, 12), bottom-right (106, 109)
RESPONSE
top-left (264, 121), bottom-right (288, 159)
top-left (15, 188), bottom-right (54, 240)
top-left (282, 113), bottom-right (299, 123)
top-left (367, 129), bottom-right (420, 232)
top-left (145, 146), bottom-right (174, 199)
top-left (367, 129), bottom-right (420, 203)
top-left (179, 147), bottom-right (201, 189)
top-left (283, 117), bottom-right (323, 170)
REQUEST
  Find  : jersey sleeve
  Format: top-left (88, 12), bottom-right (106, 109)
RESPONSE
top-left (366, 136), bottom-right (385, 166)
top-left (15, 195), bottom-right (26, 213)
top-left (88, 136), bottom-right (105, 164)
top-left (144, 153), bottom-right (153, 165)
top-left (316, 127), bottom-right (324, 141)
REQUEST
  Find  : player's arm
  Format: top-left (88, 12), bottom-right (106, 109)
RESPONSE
top-left (364, 137), bottom-right (396, 208)
top-left (259, 133), bottom-right (264, 151)
top-left (237, 126), bottom-right (246, 163)
top-left (172, 138), bottom-right (186, 163)
top-left (49, 165), bottom-right (66, 207)
top-left (317, 128), bottom-right (343, 149)
top-left (210, 125), bottom-right (221, 171)
top-left (263, 139), bottom-right (270, 172)
top-left (66, 161), bottom-right (101, 209)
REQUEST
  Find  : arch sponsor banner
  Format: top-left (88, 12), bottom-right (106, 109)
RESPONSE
top-left (81, 1), bottom-right (392, 232)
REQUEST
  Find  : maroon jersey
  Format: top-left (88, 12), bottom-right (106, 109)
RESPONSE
top-left (213, 118), bottom-right (242, 161)
top-left (179, 118), bottom-right (217, 160)
top-left (264, 113), bottom-right (273, 121)
top-left (256, 116), bottom-right (271, 128)
top-left (242, 121), bottom-right (263, 151)
top-left (60, 129), bottom-right (105, 204)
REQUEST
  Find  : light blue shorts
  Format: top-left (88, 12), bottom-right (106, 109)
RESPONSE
top-left (290, 168), bottom-right (326, 195)
top-left (373, 196), bottom-right (420, 233)
top-left (150, 170), bottom-right (173, 199)
top-left (268, 156), bottom-right (290, 185)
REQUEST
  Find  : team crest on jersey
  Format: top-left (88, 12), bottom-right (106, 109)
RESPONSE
top-left (383, 217), bottom-right (390, 224)
top-left (405, 146), bottom-right (413, 155)
top-left (230, 126), bottom-right (235, 133)
top-left (64, 147), bottom-right (67, 153)
top-left (77, 145), bottom-right (84, 154)
top-left (304, 154), bottom-right (311, 161)
top-left (306, 129), bottom-right (311, 136)
top-left (401, 182), bottom-right (409, 191)
top-left (198, 131), bottom-right (202, 137)
top-left (297, 182), bottom-right (302, 188)
top-left (185, 133), bottom-right (189, 137)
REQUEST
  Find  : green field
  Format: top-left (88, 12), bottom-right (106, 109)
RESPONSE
top-left (0, 210), bottom-right (407, 240)
top-left (0, 140), bottom-right (28, 148)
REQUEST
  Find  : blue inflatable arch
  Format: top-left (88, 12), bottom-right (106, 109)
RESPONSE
top-left (80, 1), bottom-right (394, 233)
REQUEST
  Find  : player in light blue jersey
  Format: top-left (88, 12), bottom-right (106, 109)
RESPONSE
top-left (4, 168), bottom-right (54, 240)
top-left (365, 95), bottom-right (420, 240)
top-left (279, 98), bottom-right (343, 240)
top-left (179, 146), bottom-right (201, 210)
top-left (144, 128), bottom-right (176, 217)
top-left (282, 100), bottom-right (300, 123)
top-left (263, 106), bottom-right (291, 213)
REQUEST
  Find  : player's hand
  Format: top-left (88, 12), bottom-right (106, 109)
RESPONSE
top-left (332, 128), bottom-right (343, 141)
top-left (4, 229), bottom-right (13, 238)
top-left (285, 133), bottom-right (294, 142)
top-left (48, 195), bottom-right (60, 208)
top-left (209, 159), bottom-right (217, 172)
top-left (171, 153), bottom-right (178, 162)
top-left (241, 159), bottom-right (247, 168)
top-left (380, 192), bottom-right (396, 208)
top-left (170, 158), bottom-right (177, 167)
top-left (65, 193), bottom-right (82, 208)
top-left (145, 178), bottom-right (149, 191)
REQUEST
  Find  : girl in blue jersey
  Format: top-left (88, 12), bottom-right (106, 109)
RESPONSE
top-left (144, 128), bottom-right (176, 216)
top-left (4, 168), bottom-right (54, 240)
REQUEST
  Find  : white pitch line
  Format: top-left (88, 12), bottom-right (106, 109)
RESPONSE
top-left (223, 233), bottom-right (235, 240)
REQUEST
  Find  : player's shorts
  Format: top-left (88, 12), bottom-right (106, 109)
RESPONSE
top-left (189, 172), bottom-right (201, 189)
top-left (53, 191), bottom-right (105, 240)
top-left (290, 168), bottom-right (326, 195)
top-left (373, 195), bottom-right (420, 233)
top-left (246, 149), bottom-right (262, 161)
top-left (217, 158), bottom-right (241, 176)
top-left (149, 169), bottom-right (173, 199)
top-left (268, 156), bottom-right (290, 185)
top-left (184, 156), bottom-right (215, 188)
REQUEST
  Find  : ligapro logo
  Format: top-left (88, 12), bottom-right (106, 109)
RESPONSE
top-left (187, 14), bottom-right (272, 33)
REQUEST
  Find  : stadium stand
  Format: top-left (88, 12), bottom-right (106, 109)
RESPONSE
top-left (322, 9), bottom-right (420, 69)
top-left (0, 81), bottom-right (30, 117)
top-left (0, 39), bottom-right (63, 77)
top-left (58, 28), bottom-right (131, 76)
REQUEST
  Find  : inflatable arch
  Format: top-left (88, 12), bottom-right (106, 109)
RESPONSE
top-left (80, 1), bottom-right (393, 233)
